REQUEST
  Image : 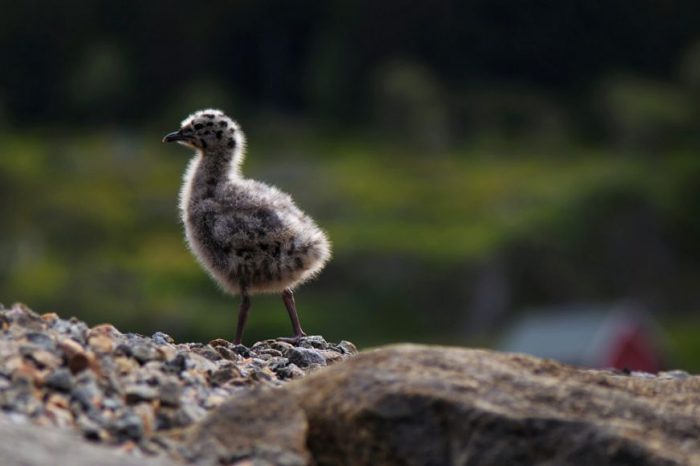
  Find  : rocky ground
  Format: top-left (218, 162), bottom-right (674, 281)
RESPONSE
top-left (0, 302), bottom-right (356, 460)
top-left (2, 302), bottom-right (700, 466)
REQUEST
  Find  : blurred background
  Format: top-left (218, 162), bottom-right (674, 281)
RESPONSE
top-left (2, 0), bottom-right (700, 371)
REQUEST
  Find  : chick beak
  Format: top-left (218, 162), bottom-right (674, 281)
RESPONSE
top-left (162, 131), bottom-right (189, 143)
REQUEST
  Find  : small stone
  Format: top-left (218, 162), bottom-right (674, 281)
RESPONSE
top-left (210, 366), bottom-right (241, 386)
top-left (27, 349), bottom-right (62, 369)
top-left (186, 353), bottom-right (218, 373)
top-left (274, 363), bottom-right (305, 380)
top-left (77, 414), bottom-right (108, 441)
top-left (164, 353), bottom-right (190, 373)
top-left (58, 338), bottom-right (91, 374)
top-left (156, 344), bottom-right (177, 361)
top-left (114, 343), bottom-right (133, 357)
top-left (133, 402), bottom-right (156, 437)
top-left (114, 356), bottom-right (139, 374)
top-left (40, 312), bottom-right (59, 323)
top-left (152, 331), bottom-right (174, 345)
top-left (267, 356), bottom-right (290, 369)
top-left (46, 393), bottom-right (70, 409)
top-left (45, 368), bottom-right (74, 393)
top-left (159, 381), bottom-right (182, 407)
top-left (6, 304), bottom-right (44, 330)
top-left (193, 346), bottom-right (222, 362)
top-left (87, 335), bottom-right (114, 353)
top-left (214, 345), bottom-right (239, 361)
top-left (208, 338), bottom-right (230, 347)
top-left (88, 323), bottom-right (121, 338)
top-left (69, 353), bottom-right (92, 375)
top-left (111, 412), bottom-right (144, 441)
top-left (103, 396), bottom-right (124, 410)
top-left (156, 405), bottom-right (202, 430)
top-left (181, 403), bottom-right (208, 424)
top-left (268, 340), bottom-right (294, 354)
top-left (288, 347), bottom-right (326, 368)
top-left (24, 332), bottom-right (56, 350)
top-left (337, 340), bottom-right (358, 355)
top-left (257, 348), bottom-right (283, 358)
top-left (203, 394), bottom-right (227, 408)
top-left (250, 366), bottom-right (277, 383)
top-left (131, 344), bottom-right (159, 364)
top-left (318, 350), bottom-right (344, 365)
top-left (67, 318), bottom-right (89, 344)
top-left (125, 384), bottom-right (159, 404)
top-left (44, 401), bottom-right (74, 428)
top-left (71, 384), bottom-right (101, 412)
top-left (231, 344), bottom-right (252, 358)
top-left (298, 335), bottom-right (328, 349)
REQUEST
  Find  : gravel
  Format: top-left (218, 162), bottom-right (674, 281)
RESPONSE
top-left (0, 303), bottom-right (357, 457)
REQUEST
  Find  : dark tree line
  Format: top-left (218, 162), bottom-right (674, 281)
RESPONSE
top-left (1, 0), bottom-right (699, 128)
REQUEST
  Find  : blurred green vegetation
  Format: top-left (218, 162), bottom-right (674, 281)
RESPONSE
top-left (2, 127), bottom-right (700, 353)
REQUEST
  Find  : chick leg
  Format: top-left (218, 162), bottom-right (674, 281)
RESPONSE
top-left (234, 291), bottom-right (251, 345)
top-left (282, 289), bottom-right (307, 339)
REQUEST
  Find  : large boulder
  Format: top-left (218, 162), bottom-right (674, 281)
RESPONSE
top-left (181, 387), bottom-right (309, 466)
top-left (191, 344), bottom-right (700, 465)
top-left (0, 416), bottom-right (169, 466)
top-left (298, 344), bottom-right (700, 465)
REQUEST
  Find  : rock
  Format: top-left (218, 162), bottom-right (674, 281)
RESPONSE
top-left (268, 340), bottom-right (294, 354)
top-left (132, 402), bottom-right (156, 438)
top-left (0, 304), bottom-right (357, 459)
top-left (213, 345), bottom-right (239, 361)
top-left (337, 340), bottom-right (358, 355)
top-left (158, 381), bottom-right (182, 407)
top-left (57, 338), bottom-right (91, 374)
top-left (152, 332), bottom-right (174, 346)
top-left (88, 335), bottom-right (114, 353)
top-left (207, 338), bottom-right (229, 348)
top-left (110, 412), bottom-right (144, 442)
top-left (182, 387), bottom-right (309, 466)
top-left (27, 348), bottom-right (62, 369)
top-left (288, 347), bottom-right (326, 368)
top-left (290, 344), bottom-right (700, 466)
top-left (0, 414), bottom-right (169, 466)
top-left (209, 365), bottom-right (241, 386)
top-left (24, 331), bottom-right (56, 351)
top-left (131, 344), bottom-right (159, 364)
top-left (192, 346), bottom-right (221, 362)
top-left (71, 383), bottom-right (101, 412)
top-left (317, 350), bottom-right (344, 365)
top-left (45, 368), bottom-right (74, 393)
top-left (298, 335), bottom-right (328, 349)
top-left (231, 344), bottom-right (252, 358)
top-left (124, 384), bottom-right (159, 404)
top-left (273, 363), bottom-right (305, 380)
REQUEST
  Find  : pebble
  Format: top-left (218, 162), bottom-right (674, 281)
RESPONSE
top-left (288, 347), bottom-right (326, 368)
top-left (131, 344), bottom-right (160, 364)
top-left (0, 303), bottom-right (357, 457)
top-left (45, 368), bottom-right (74, 392)
top-left (158, 381), bottom-right (182, 407)
top-left (125, 385), bottom-right (159, 404)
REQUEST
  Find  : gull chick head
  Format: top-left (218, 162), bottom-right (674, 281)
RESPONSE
top-left (163, 109), bottom-right (241, 152)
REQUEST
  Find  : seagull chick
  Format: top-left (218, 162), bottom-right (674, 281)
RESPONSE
top-left (163, 109), bottom-right (331, 344)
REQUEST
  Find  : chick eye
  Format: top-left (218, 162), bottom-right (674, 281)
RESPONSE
top-left (194, 123), bottom-right (204, 130)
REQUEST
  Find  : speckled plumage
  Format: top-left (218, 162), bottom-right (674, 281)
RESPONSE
top-left (164, 109), bottom-right (331, 343)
